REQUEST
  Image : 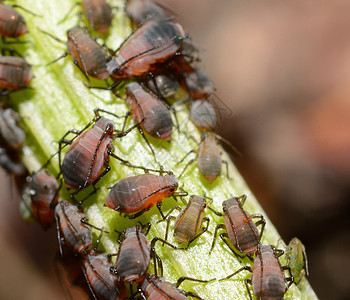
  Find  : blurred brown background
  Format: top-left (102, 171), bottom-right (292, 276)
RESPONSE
top-left (1, 0), bottom-right (350, 299)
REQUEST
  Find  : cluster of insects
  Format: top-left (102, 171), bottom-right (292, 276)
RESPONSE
top-left (0, 0), bottom-right (310, 299)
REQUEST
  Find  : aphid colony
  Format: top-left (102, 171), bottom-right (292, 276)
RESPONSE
top-left (0, 1), bottom-right (310, 299)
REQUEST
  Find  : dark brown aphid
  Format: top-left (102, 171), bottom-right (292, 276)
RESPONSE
top-left (0, 56), bottom-right (33, 95)
top-left (55, 200), bottom-right (93, 255)
top-left (220, 244), bottom-right (294, 300)
top-left (82, 251), bottom-right (127, 300)
top-left (0, 4), bottom-right (28, 39)
top-left (126, 81), bottom-right (173, 141)
top-left (126, 0), bottom-right (166, 27)
top-left (190, 100), bottom-right (217, 132)
top-left (82, 0), bottom-right (113, 35)
top-left (107, 19), bottom-right (187, 79)
top-left (104, 173), bottom-right (179, 219)
top-left (0, 107), bottom-right (25, 149)
top-left (27, 170), bottom-right (60, 230)
top-left (42, 26), bottom-right (109, 80)
top-left (210, 195), bottom-right (266, 261)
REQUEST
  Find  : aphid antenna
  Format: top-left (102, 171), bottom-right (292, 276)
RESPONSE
top-left (176, 276), bottom-right (216, 289)
top-left (80, 217), bottom-right (110, 234)
top-left (57, 2), bottom-right (80, 25)
top-left (214, 133), bottom-right (242, 157)
top-left (218, 266), bottom-right (252, 282)
top-left (11, 4), bottom-right (42, 17)
top-left (38, 29), bottom-right (66, 44)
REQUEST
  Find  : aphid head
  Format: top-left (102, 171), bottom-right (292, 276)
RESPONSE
top-left (165, 174), bottom-right (178, 193)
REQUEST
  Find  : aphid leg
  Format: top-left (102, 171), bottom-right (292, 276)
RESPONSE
top-left (215, 134), bottom-right (242, 157)
top-left (138, 126), bottom-right (160, 165)
top-left (80, 256), bottom-right (100, 300)
top-left (11, 4), bottom-right (41, 17)
top-left (55, 212), bottom-right (64, 257)
top-left (251, 214), bottom-right (266, 242)
top-left (236, 194), bottom-right (247, 205)
top-left (244, 279), bottom-right (253, 300)
top-left (281, 265), bottom-right (295, 288)
top-left (207, 205), bottom-right (223, 216)
top-left (220, 233), bottom-right (245, 263)
top-left (80, 217), bottom-right (109, 234)
top-left (222, 159), bottom-right (230, 180)
top-left (72, 58), bottom-right (91, 83)
top-left (219, 266), bottom-right (252, 281)
top-left (158, 205), bottom-right (181, 222)
top-left (1, 47), bottom-right (23, 57)
top-left (177, 155), bottom-right (197, 179)
top-left (185, 217), bottom-right (210, 250)
top-left (76, 184), bottom-right (101, 207)
top-left (157, 201), bottom-right (166, 219)
top-left (209, 224), bottom-right (225, 254)
top-left (176, 276), bottom-right (216, 288)
top-left (127, 208), bottom-right (148, 219)
top-left (183, 291), bottom-right (203, 300)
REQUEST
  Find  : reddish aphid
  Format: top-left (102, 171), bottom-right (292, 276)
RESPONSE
top-left (0, 56), bottom-right (33, 95)
top-left (126, 81), bottom-right (173, 141)
top-left (210, 195), bottom-right (265, 262)
top-left (126, 0), bottom-right (166, 27)
top-left (55, 200), bottom-right (93, 255)
top-left (82, 0), bottom-right (113, 35)
top-left (82, 251), bottom-right (127, 300)
top-left (28, 170), bottom-right (60, 230)
top-left (190, 100), bottom-right (217, 132)
top-left (180, 69), bottom-right (215, 100)
top-left (220, 244), bottom-right (294, 300)
top-left (107, 19), bottom-right (187, 79)
top-left (104, 173), bottom-right (179, 218)
top-left (0, 4), bottom-right (28, 39)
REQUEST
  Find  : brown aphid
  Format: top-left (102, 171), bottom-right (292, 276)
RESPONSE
top-left (126, 0), bottom-right (166, 27)
top-left (82, 251), bottom-right (127, 300)
top-left (0, 107), bottom-right (25, 150)
top-left (210, 195), bottom-right (266, 261)
top-left (0, 56), bottom-right (33, 94)
top-left (0, 4), bottom-right (28, 38)
top-left (126, 81), bottom-right (173, 141)
top-left (105, 173), bottom-right (178, 219)
top-left (55, 200), bottom-right (92, 255)
top-left (82, 0), bottom-right (113, 35)
top-left (27, 170), bottom-right (60, 230)
top-left (220, 244), bottom-right (294, 300)
top-left (190, 100), bottom-right (217, 132)
top-left (107, 19), bottom-right (187, 79)
top-left (111, 225), bottom-right (151, 283)
top-left (181, 69), bottom-right (215, 100)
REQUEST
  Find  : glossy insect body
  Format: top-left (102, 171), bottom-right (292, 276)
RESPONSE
top-left (61, 116), bottom-right (115, 190)
top-left (0, 4), bottom-right (28, 38)
top-left (82, 252), bottom-right (127, 300)
top-left (126, 82), bottom-right (173, 141)
top-left (107, 20), bottom-right (186, 79)
top-left (55, 201), bottom-right (92, 254)
top-left (126, 0), bottom-right (165, 26)
top-left (0, 56), bottom-right (33, 93)
top-left (66, 26), bottom-right (109, 79)
top-left (285, 237), bottom-right (309, 284)
top-left (190, 100), bottom-right (216, 132)
top-left (28, 170), bottom-right (60, 230)
top-left (0, 108), bottom-right (25, 150)
top-left (105, 173), bottom-right (178, 214)
top-left (112, 225), bottom-right (151, 283)
top-left (82, 0), bottom-right (113, 35)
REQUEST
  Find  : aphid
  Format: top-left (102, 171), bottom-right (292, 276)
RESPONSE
top-left (220, 244), bottom-right (294, 300)
top-left (190, 100), bottom-right (217, 132)
top-left (147, 74), bottom-right (185, 102)
top-left (180, 69), bottom-right (215, 100)
top-left (0, 107), bottom-right (25, 149)
top-left (162, 195), bottom-right (220, 248)
top-left (27, 170), bottom-right (60, 230)
top-left (125, 0), bottom-right (166, 27)
top-left (0, 147), bottom-right (26, 175)
top-left (209, 195), bottom-right (266, 261)
top-left (55, 200), bottom-right (93, 255)
top-left (82, 0), bottom-right (113, 35)
top-left (125, 81), bottom-right (173, 141)
top-left (107, 19), bottom-right (188, 80)
top-left (0, 3), bottom-right (28, 39)
top-left (0, 56), bottom-right (33, 95)
top-left (285, 237), bottom-right (309, 285)
top-left (104, 172), bottom-right (179, 219)
top-left (82, 251), bottom-right (127, 300)
top-left (41, 26), bottom-right (109, 80)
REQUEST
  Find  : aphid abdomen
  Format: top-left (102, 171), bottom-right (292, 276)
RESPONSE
top-left (223, 198), bottom-right (260, 254)
top-left (115, 228), bottom-right (151, 283)
top-left (55, 201), bottom-right (92, 253)
top-left (126, 0), bottom-right (165, 26)
top-left (82, 0), bottom-right (113, 34)
top-left (190, 100), bottom-right (217, 132)
top-left (0, 57), bottom-right (33, 90)
top-left (0, 4), bottom-right (28, 38)
top-left (83, 253), bottom-right (127, 300)
top-left (173, 196), bottom-right (205, 243)
top-left (126, 82), bottom-right (173, 140)
top-left (252, 245), bottom-right (286, 299)
top-left (197, 135), bottom-right (221, 183)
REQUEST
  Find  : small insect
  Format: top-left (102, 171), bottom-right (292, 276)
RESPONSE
top-left (0, 107), bottom-right (25, 149)
top-left (190, 100), bottom-right (217, 132)
top-left (125, 0), bottom-right (166, 27)
top-left (40, 26), bottom-right (109, 81)
top-left (162, 195), bottom-right (221, 249)
top-left (209, 195), bottom-right (265, 261)
top-left (107, 19), bottom-right (188, 80)
top-left (27, 170), bottom-right (60, 230)
top-left (220, 244), bottom-right (294, 300)
top-left (104, 172), bottom-right (180, 219)
top-left (82, 251), bottom-right (127, 300)
top-left (180, 69), bottom-right (215, 100)
top-left (0, 147), bottom-right (26, 175)
top-left (285, 237), bottom-right (309, 285)
top-left (0, 56), bottom-right (33, 95)
top-left (55, 200), bottom-right (93, 255)
top-left (125, 81), bottom-right (173, 141)
top-left (147, 74), bottom-right (185, 102)
top-left (0, 3), bottom-right (28, 39)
